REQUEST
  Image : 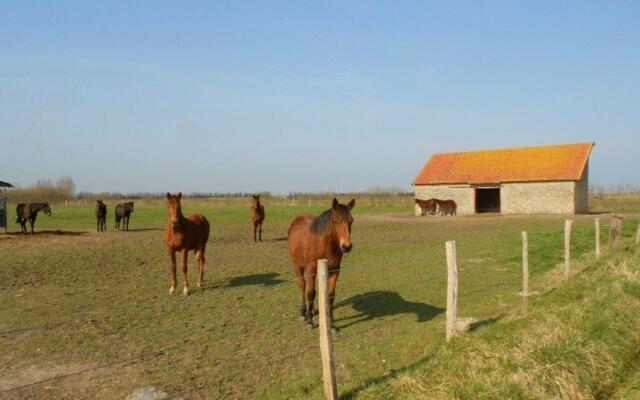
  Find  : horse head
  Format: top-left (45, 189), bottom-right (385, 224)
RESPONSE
top-left (252, 194), bottom-right (261, 207)
top-left (166, 192), bottom-right (182, 228)
top-left (331, 198), bottom-right (355, 253)
top-left (43, 203), bottom-right (52, 216)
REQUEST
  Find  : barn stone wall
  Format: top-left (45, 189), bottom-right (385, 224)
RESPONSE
top-left (574, 162), bottom-right (589, 213)
top-left (414, 185), bottom-right (475, 215)
top-left (501, 181), bottom-right (575, 214)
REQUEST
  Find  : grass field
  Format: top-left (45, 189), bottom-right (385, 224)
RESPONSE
top-left (1, 196), bottom-right (639, 399)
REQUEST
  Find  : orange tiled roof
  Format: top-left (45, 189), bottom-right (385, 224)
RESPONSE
top-left (413, 142), bottom-right (594, 185)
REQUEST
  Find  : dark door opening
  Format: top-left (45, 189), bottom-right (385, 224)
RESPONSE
top-left (476, 188), bottom-right (501, 213)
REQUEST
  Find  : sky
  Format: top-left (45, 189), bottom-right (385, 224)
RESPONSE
top-left (1, 1), bottom-right (639, 194)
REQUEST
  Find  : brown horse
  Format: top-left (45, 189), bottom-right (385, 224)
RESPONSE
top-left (95, 200), bottom-right (107, 232)
top-left (115, 201), bottom-right (134, 231)
top-left (415, 198), bottom-right (437, 215)
top-left (288, 198), bottom-right (355, 332)
top-left (165, 192), bottom-right (210, 295)
top-left (436, 199), bottom-right (457, 216)
top-left (251, 194), bottom-right (265, 242)
top-left (16, 202), bottom-right (52, 234)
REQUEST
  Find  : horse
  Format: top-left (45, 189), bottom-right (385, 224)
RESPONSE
top-left (288, 197), bottom-right (355, 332)
top-left (95, 200), bottom-right (107, 232)
top-left (115, 201), bottom-right (134, 231)
top-left (16, 202), bottom-right (52, 234)
top-left (165, 192), bottom-right (210, 295)
top-left (250, 194), bottom-right (265, 242)
top-left (415, 198), bottom-right (437, 216)
top-left (436, 199), bottom-right (457, 216)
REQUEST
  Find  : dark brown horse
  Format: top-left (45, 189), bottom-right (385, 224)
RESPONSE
top-left (16, 202), bottom-right (52, 234)
top-left (165, 192), bottom-right (210, 295)
top-left (436, 199), bottom-right (457, 216)
top-left (251, 194), bottom-right (265, 242)
top-left (288, 198), bottom-right (355, 332)
top-left (415, 198), bottom-right (437, 215)
top-left (115, 201), bottom-right (134, 231)
top-left (95, 200), bottom-right (107, 232)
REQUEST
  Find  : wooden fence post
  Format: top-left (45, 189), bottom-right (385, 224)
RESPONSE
top-left (445, 241), bottom-right (458, 342)
top-left (636, 222), bottom-right (640, 245)
top-left (595, 217), bottom-right (600, 259)
top-left (317, 259), bottom-right (337, 400)
top-left (609, 214), bottom-right (624, 249)
top-left (522, 231), bottom-right (529, 305)
top-left (564, 219), bottom-right (573, 281)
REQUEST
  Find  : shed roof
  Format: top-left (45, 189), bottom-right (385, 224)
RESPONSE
top-left (0, 181), bottom-right (13, 188)
top-left (413, 142), bottom-right (594, 185)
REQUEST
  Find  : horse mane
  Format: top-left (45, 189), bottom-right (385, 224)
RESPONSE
top-left (310, 205), bottom-right (349, 235)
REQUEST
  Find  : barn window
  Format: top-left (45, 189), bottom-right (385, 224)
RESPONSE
top-left (476, 188), bottom-right (501, 213)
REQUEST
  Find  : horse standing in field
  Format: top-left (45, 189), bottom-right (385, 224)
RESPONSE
top-left (95, 200), bottom-right (107, 232)
top-left (115, 201), bottom-right (134, 231)
top-left (165, 192), bottom-right (210, 295)
top-left (251, 194), bottom-right (265, 242)
top-left (436, 199), bottom-right (457, 216)
top-left (415, 198), bottom-right (437, 216)
top-left (16, 203), bottom-right (52, 234)
top-left (288, 198), bottom-right (355, 332)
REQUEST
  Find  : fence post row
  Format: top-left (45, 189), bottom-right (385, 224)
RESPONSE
top-left (609, 214), bottom-right (624, 249)
top-left (522, 231), bottom-right (529, 306)
top-left (445, 240), bottom-right (458, 342)
top-left (595, 217), bottom-right (600, 259)
top-left (317, 259), bottom-right (338, 400)
top-left (564, 219), bottom-right (573, 281)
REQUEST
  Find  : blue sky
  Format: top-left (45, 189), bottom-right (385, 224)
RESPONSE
top-left (1, 1), bottom-right (638, 194)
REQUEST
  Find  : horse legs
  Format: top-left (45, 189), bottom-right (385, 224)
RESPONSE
top-left (196, 245), bottom-right (206, 288)
top-left (328, 270), bottom-right (340, 334)
top-left (168, 250), bottom-right (177, 294)
top-left (294, 267), bottom-right (306, 321)
top-left (258, 223), bottom-right (263, 242)
top-left (304, 269), bottom-right (316, 328)
top-left (253, 222), bottom-right (257, 242)
top-left (115, 216), bottom-right (120, 231)
top-left (125, 215), bottom-right (129, 231)
top-left (29, 217), bottom-right (35, 234)
top-left (181, 250), bottom-right (190, 295)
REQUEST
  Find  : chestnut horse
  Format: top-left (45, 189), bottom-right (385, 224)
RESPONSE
top-left (165, 192), bottom-right (210, 295)
top-left (250, 194), bottom-right (265, 242)
top-left (288, 198), bottom-right (355, 332)
top-left (16, 202), bottom-right (52, 234)
top-left (415, 198), bottom-right (437, 215)
top-left (95, 200), bottom-right (107, 232)
top-left (436, 199), bottom-right (457, 216)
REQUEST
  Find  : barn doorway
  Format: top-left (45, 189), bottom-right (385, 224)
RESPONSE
top-left (476, 188), bottom-right (501, 213)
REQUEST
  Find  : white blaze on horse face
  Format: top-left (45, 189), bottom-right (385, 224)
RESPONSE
top-left (336, 223), bottom-right (352, 252)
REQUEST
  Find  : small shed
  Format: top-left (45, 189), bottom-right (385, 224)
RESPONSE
top-left (412, 143), bottom-right (594, 215)
top-left (0, 180), bottom-right (13, 232)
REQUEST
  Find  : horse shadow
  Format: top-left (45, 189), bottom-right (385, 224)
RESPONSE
top-left (122, 228), bottom-right (164, 232)
top-left (225, 272), bottom-right (285, 288)
top-left (4, 230), bottom-right (87, 236)
top-left (334, 291), bottom-right (444, 330)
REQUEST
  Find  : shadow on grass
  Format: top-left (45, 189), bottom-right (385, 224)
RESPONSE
top-left (226, 272), bottom-right (286, 288)
top-left (2, 230), bottom-right (88, 236)
top-left (117, 228), bottom-right (163, 232)
top-left (334, 291), bottom-right (444, 330)
top-left (468, 315), bottom-right (504, 332)
top-left (339, 351), bottom-right (436, 400)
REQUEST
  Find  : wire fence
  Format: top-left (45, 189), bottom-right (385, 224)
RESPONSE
top-left (2, 217), bottom-right (636, 397)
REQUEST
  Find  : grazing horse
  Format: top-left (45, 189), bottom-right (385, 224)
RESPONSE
top-left (165, 192), bottom-right (210, 295)
top-left (251, 194), bottom-right (265, 242)
top-left (95, 200), bottom-right (107, 232)
top-left (16, 202), bottom-right (52, 234)
top-left (115, 201), bottom-right (134, 231)
top-left (288, 198), bottom-right (355, 332)
top-left (436, 199), bottom-right (457, 216)
top-left (415, 198), bottom-right (437, 216)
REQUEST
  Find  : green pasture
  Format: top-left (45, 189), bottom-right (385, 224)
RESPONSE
top-left (1, 197), bottom-right (639, 399)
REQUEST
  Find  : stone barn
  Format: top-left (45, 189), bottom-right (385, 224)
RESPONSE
top-left (412, 142), bottom-right (594, 215)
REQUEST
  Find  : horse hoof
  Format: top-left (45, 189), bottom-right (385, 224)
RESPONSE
top-left (331, 326), bottom-right (339, 335)
top-left (169, 287), bottom-right (176, 294)
top-left (299, 315), bottom-right (306, 322)
top-left (306, 322), bottom-right (314, 329)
